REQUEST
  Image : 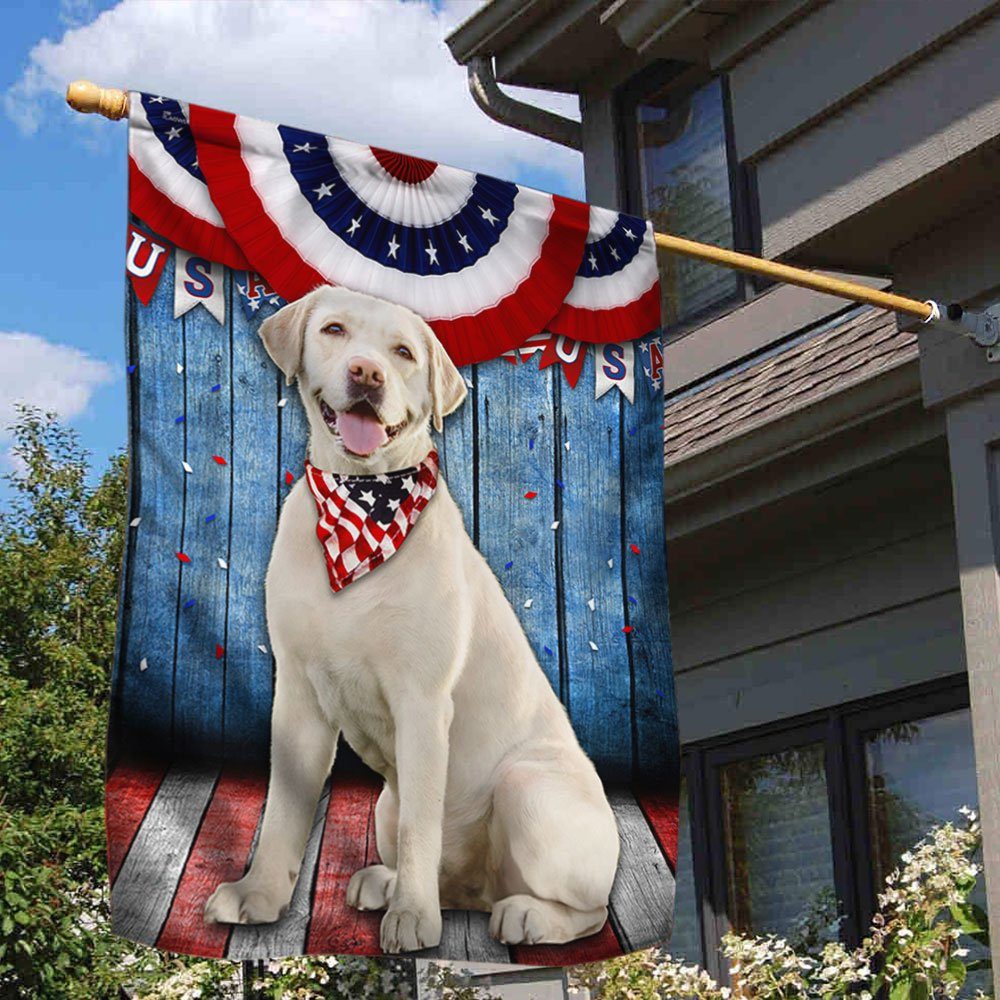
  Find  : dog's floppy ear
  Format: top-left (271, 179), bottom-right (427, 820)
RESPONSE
top-left (259, 293), bottom-right (315, 385)
top-left (425, 324), bottom-right (467, 432)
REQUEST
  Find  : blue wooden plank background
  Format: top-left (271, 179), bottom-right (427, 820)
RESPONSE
top-left (112, 236), bottom-right (678, 788)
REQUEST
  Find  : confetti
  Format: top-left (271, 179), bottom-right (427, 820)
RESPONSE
top-left (543, 646), bottom-right (553, 655)
top-left (176, 363), bottom-right (184, 374)
top-left (655, 688), bottom-right (666, 698)
top-left (212, 455), bottom-right (227, 466)
top-left (175, 415), bottom-right (185, 425)
top-left (551, 520), bottom-right (560, 530)
top-left (217, 557), bottom-right (228, 570)
top-left (464, 376), bottom-right (474, 389)
top-left (257, 644), bottom-right (268, 654)
top-left (555, 479), bottom-right (565, 489)
top-left (215, 644), bottom-right (225, 660)
top-left (607, 558), bottom-right (614, 569)
top-left (630, 543), bottom-right (641, 555)
top-left (183, 598), bottom-right (196, 610)
top-left (504, 561), bottom-right (514, 570)
top-left (139, 657), bottom-right (148, 672)
top-left (564, 442), bottom-right (571, 451)
top-left (204, 513), bottom-right (217, 523)
top-left (628, 426), bottom-right (637, 437)
top-left (176, 551), bottom-right (191, 563)
top-left (588, 640), bottom-right (599, 652)
top-left (182, 461), bottom-right (193, 474)
top-left (211, 383), bottom-right (221, 392)
top-left (278, 397), bottom-right (288, 408)
top-left (622, 625), bottom-right (634, 634)
top-left (130, 517), bottom-right (142, 528)
top-left (523, 598), bottom-right (533, 609)
top-left (524, 491), bottom-right (538, 499)
top-left (629, 596), bottom-right (638, 605)
top-left (529, 438), bottom-right (535, 451)
top-left (587, 597), bottom-right (595, 612)
top-left (284, 470), bottom-right (294, 485)
top-left (127, 364), bottom-right (137, 374)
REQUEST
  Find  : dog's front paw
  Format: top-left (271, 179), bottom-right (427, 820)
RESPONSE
top-left (204, 876), bottom-right (291, 926)
top-left (347, 864), bottom-right (397, 911)
top-left (380, 900), bottom-right (442, 953)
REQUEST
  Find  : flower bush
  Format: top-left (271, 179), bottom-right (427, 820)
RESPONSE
top-left (568, 808), bottom-right (990, 1000)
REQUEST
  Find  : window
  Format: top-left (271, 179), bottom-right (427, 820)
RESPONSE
top-left (619, 68), bottom-right (756, 336)
top-left (672, 678), bottom-right (979, 982)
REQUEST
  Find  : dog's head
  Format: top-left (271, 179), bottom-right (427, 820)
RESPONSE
top-left (259, 286), bottom-right (466, 469)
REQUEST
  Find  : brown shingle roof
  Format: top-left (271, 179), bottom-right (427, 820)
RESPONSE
top-left (663, 308), bottom-right (918, 467)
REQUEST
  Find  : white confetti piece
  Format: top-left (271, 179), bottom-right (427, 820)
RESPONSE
top-left (176, 363), bottom-right (184, 374)
top-left (257, 644), bottom-right (268, 654)
top-left (139, 657), bottom-right (148, 672)
top-left (587, 597), bottom-right (596, 611)
top-left (277, 397), bottom-right (288, 408)
top-left (130, 517), bottom-right (142, 527)
top-left (607, 558), bottom-right (614, 569)
top-left (182, 461), bottom-right (193, 474)
top-left (464, 377), bottom-right (474, 389)
top-left (551, 520), bottom-right (560, 530)
top-left (565, 441), bottom-right (571, 451)
top-left (588, 641), bottom-right (599, 652)
top-left (523, 598), bottom-right (533, 609)
top-left (217, 557), bottom-right (228, 570)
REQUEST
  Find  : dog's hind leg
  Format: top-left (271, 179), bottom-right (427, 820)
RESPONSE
top-left (205, 664), bottom-right (337, 925)
top-left (346, 784), bottom-right (398, 911)
top-left (487, 757), bottom-right (619, 945)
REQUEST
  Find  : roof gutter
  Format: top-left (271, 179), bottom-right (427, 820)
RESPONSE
top-left (467, 56), bottom-right (582, 151)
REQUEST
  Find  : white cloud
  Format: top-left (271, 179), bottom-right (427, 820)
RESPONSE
top-left (4, 0), bottom-right (583, 195)
top-left (0, 332), bottom-right (114, 452)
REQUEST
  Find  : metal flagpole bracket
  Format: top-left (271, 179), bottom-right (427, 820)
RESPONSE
top-left (924, 301), bottom-right (1000, 362)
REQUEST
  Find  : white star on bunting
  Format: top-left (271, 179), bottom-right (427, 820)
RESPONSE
top-left (624, 227), bottom-right (637, 240)
top-left (313, 182), bottom-right (335, 200)
top-left (387, 235), bottom-right (400, 259)
top-left (166, 126), bottom-right (183, 141)
top-left (293, 142), bottom-right (316, 153)
top-left (457, 232), bottom-right (472, 253)
top-left (425, 242), bottom-right (439, 265)
top-left (347, 217), bottom-right (361, 237)
top-left (480, 207), bottom-right (498, 225)
top-left (588, 253), bottom-right (598, 271)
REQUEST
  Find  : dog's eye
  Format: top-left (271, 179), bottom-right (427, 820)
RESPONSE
top-left (395, 345), bottom-right (414, 361)
top-left (322, 322), bottom-right (345, 336)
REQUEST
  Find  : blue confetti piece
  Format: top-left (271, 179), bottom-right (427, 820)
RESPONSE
top-left (655, 688), bottom-right (665, 698)
top-left (629, 596), bottom-right (638, 605)
top-left (204, 514), bottom-right (217, 524)
top-left (174, 415), bottom-right (185, 424)
top-left (529, 438), bottom-right (535, 450)
top-left (211, 383), bottom-right (221, 392)
top-left (183, 598), bottom-right (196, 610)
top-left (504, 560), bottom-right (514, 570)
top-left (126, 364), bottom-right (136, 374)
top-left (628, 426), bottom-right (637, 437)
top-left (543, 646), bottom-right (553, 656)
top-left (555, 479), bottom-right (565, 489)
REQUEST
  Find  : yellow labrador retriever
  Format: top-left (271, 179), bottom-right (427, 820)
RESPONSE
top-left (204, 286), bottom-right (619, 952)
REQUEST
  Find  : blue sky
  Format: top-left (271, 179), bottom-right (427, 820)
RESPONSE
top-left (0, 0), bottom-right (583, 490)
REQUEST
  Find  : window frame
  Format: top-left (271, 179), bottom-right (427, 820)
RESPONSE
top-left (677, 675), bottom-right (973, 978)
top-left (616, 62), bottom-right (761, 341)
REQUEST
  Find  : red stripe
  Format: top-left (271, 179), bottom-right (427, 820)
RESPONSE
top-left (189, 104), bottom-right (590, 367)
top-left (105, 757), bottom-right (169, 884)
top-left (635, 789), bottom-right (679, 872)
top-left (548, 280), bottom-right (661, 344)
top-left (306, 771), bottom-right (384, 955)
top-left (155, 768), bottom-right (268, 957)
top-left (128, 156), bottom-right (249, 270)
top-left (512, 917), bottom-right (622, 966)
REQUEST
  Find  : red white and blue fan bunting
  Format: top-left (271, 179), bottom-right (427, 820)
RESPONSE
top-left (128, 93), bottom-right (248, 270)
top-left (189, 104), bottom-right (591, 366)
top-left (549, 206), bottom-right (660, 344)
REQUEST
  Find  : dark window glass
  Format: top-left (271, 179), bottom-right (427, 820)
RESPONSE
top-left (666, 777), bottom-right (701, 963)
top-left (636, 77), bottom-right (741, 328)
top-left (719, 744), bottom-right (839, 949)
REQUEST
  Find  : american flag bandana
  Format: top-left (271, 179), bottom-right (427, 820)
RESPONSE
top-left (303, 450), bottom-right (439, 593)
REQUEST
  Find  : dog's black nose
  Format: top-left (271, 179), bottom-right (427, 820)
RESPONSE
top-left (349, 356), bottom-right (385, 388)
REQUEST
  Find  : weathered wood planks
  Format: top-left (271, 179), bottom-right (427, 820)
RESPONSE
top-left (105, 757), bottom-right (168, 883)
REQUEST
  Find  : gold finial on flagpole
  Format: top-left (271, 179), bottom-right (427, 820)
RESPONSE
top-left (66, 80), bottom-right (129, 120)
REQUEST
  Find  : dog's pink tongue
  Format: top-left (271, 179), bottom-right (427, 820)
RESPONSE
top-left (339, 409), bottom-right (388, 456)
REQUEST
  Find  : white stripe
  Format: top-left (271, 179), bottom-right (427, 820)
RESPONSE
top-left (128, 94), bottom-right (225, 228)
top-left (235, 115), bottom-right (554, 321)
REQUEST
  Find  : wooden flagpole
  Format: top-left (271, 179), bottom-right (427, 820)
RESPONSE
top-left (62, 79), bottom-right (966, 331)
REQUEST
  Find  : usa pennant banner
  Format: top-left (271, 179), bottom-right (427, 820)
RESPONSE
top-left (109, 90), bottom-right (677, 969)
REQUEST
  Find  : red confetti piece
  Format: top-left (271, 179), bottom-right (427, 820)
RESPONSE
top-left (629, 544), bottom-right (641, 554)
top-left (212, 455), bottom-right (227, 466)
top-left (524, 491), bottom-right (538, 499)
top-left (176, 551), bottom-right (191, 563)
top-left (215, 644), bottom-right (225, 660)
top-left (284, 470), bottom-right (294, 485)
top-left (622, 625), bottom-right (634, 634)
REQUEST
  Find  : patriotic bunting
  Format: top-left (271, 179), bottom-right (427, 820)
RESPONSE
top-left (126, 224), bottom-right (171, 305)
top-left (595, 342), bottom-right (635, 402)
top-left (174, 249), bottom-right (225, 324)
